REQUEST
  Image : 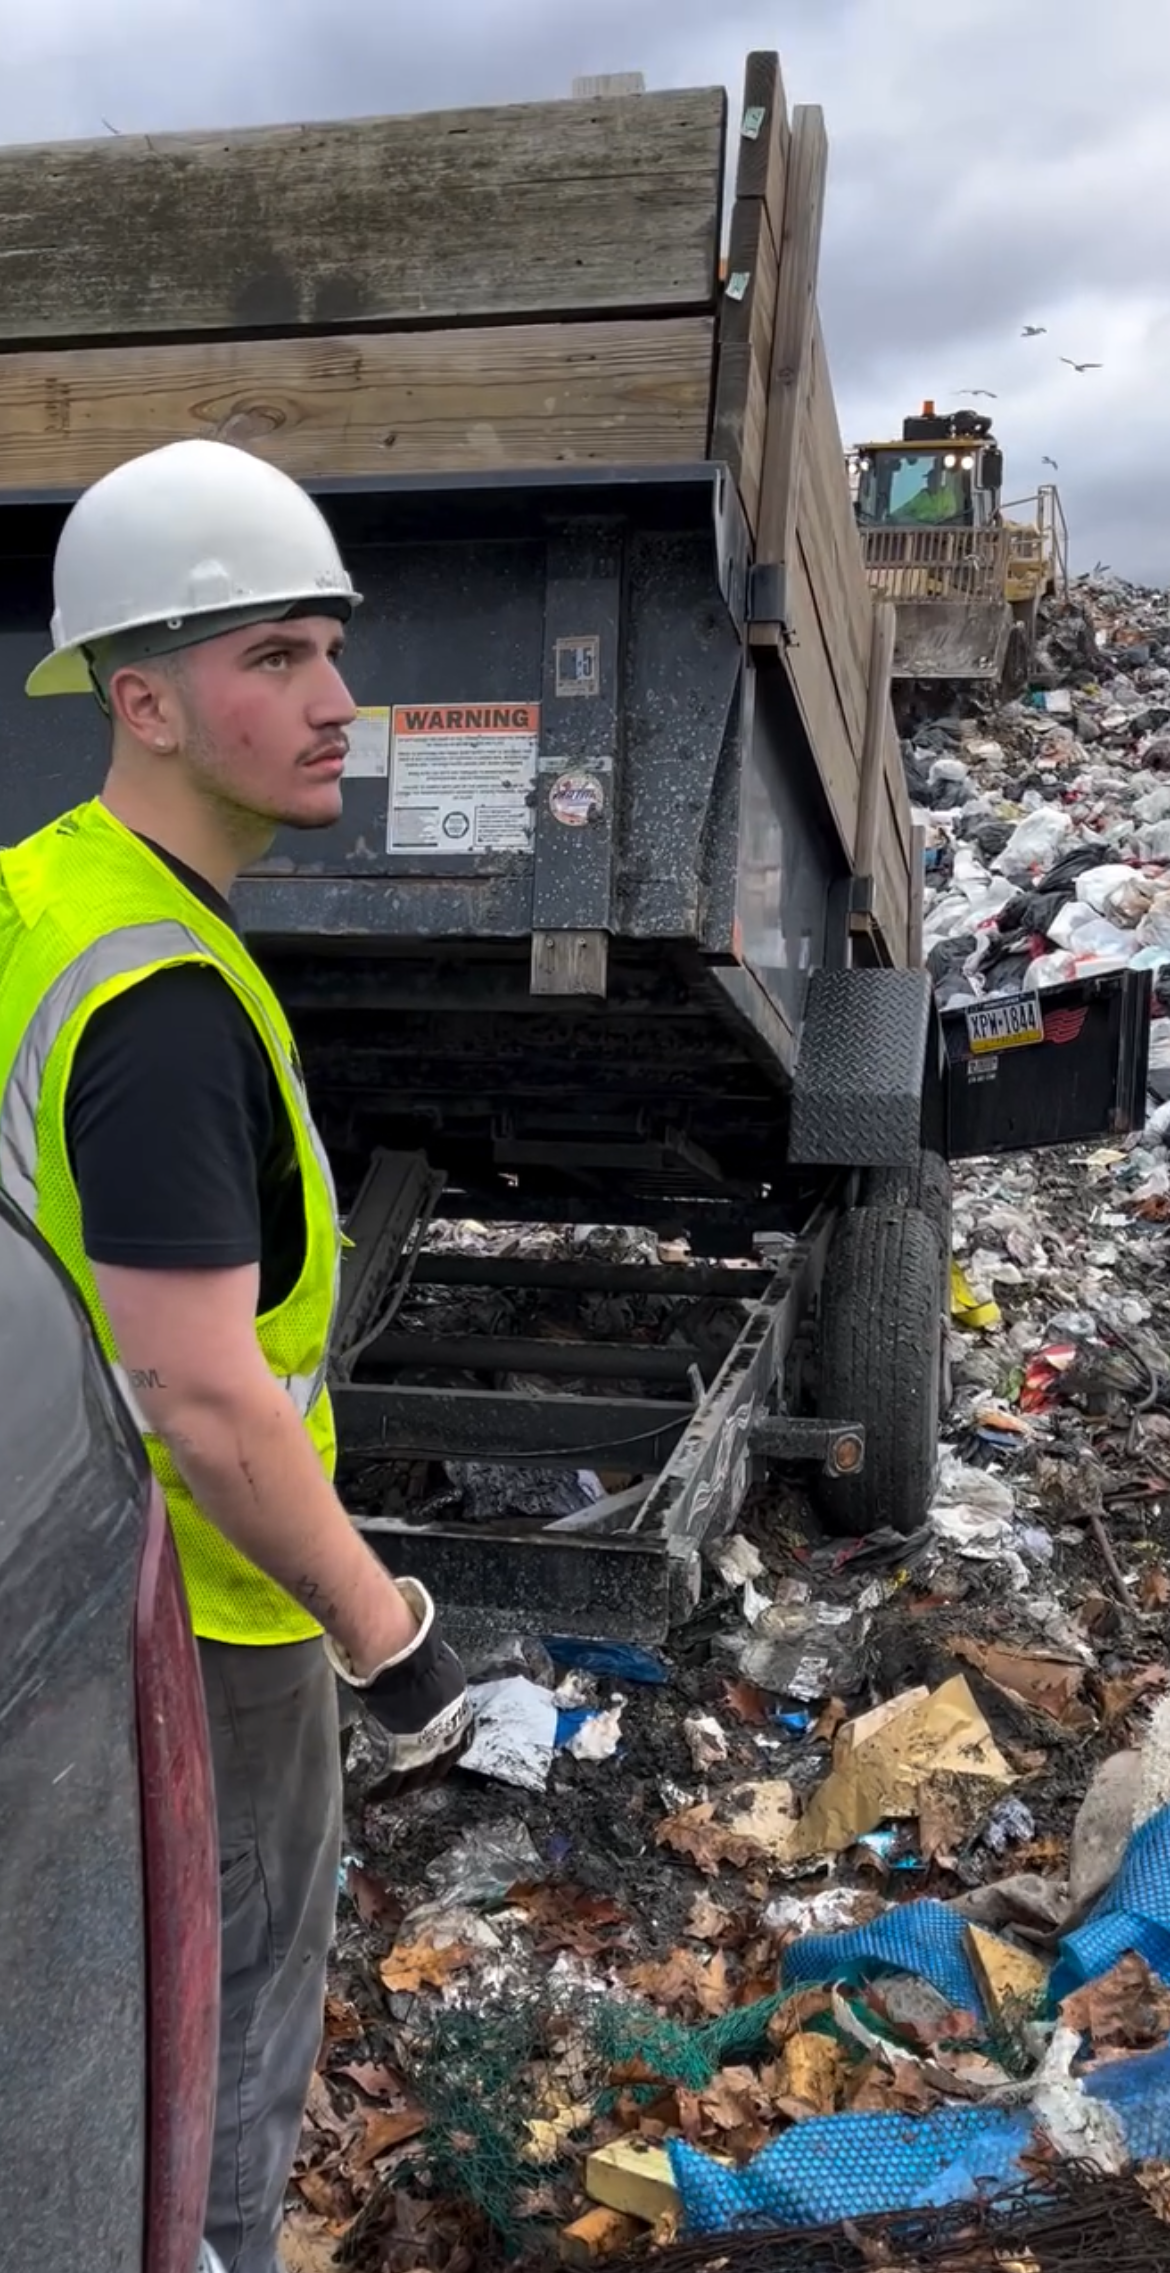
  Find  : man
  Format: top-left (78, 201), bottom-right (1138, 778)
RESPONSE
top-left (0, 438), bottom-right (472, 2273)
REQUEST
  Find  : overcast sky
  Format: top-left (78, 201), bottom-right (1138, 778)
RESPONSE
top-left (6, 0), bottom-right (1167, 582)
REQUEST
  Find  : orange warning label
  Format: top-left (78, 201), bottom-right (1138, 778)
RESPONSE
top-left (392, 703), bottom-right (540, 737)
top-left (388, 699), bottom-right (540, 856)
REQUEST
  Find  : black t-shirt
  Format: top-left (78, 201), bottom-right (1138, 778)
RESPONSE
top-left (63, 839), bottom-right (306, 1312)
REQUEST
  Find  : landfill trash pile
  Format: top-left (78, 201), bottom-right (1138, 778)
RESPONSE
top-left (284, 575), bottom-right (1170, 2273)
top-left (916, 577), bottom-right (1170, 1033)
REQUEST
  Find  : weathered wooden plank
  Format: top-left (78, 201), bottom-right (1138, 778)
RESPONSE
top-left (908, 822), bottom-right (926, 966)
top-left (710, 52), bottom-right (790, 532)
top-left (0, 320), bottom-right (715, 493)
top-left (800, 320), bottom-right (872, 698)
top-left (873, 819), bottom-right (912, 970)
top-left (782, 534), bottom-right (860, 856)
top-left (530, 931), bottom-right (609, 999)
top-left (795, 429), bottom-right (867, 763)
top-left (855, 600), bottom-right (898, 879)
top-left (0, 90), bottom-right (726, 346)
top-left (752, 105), bottom-right (829, 622)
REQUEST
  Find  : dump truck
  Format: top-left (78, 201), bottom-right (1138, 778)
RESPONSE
top-left (0, 58), bottom-right (1149, 1646)
top-left (852, 401), bottom-right (1069, 698)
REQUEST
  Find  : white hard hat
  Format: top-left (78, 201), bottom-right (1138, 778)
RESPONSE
top-left (27, 438), bottom-right (362, 698)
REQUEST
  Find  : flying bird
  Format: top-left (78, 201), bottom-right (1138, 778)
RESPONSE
top-left (1042, 455), bottom-right (1059, 471)
top-left (955, 388), bottom-right (998, 399)
top-left (1061, 358), bottom-right (1102, 373)
top-left (1022, 324), bottom-right (1047, 337)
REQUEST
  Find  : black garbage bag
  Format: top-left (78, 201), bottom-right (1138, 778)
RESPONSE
top-left (996, 888), bottom-right (1071, 937)
top-left (1034, 844), bottom-right (1107, 897)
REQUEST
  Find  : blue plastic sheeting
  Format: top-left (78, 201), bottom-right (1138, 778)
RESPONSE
top-left (1089, 2042), bottom-right (1170, 2162)
top-left (1051, 1808), bottom-right (1170, 2004)
top-left (670, 2104), bottom-right (1034, 2232)
top-left (541, 1637), bottom-right (670, 1685)
top-left (782, 1900), bottom-right (985, 2019)
top-left (669, 2048), bottom-right (1170, 2234)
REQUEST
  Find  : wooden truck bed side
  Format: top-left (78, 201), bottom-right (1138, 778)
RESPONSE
top-left (0, 56), bottom-right (917, 967)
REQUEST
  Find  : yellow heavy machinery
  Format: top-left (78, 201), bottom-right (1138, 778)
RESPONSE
top-left (851, 403), bottom-right (1068, 696)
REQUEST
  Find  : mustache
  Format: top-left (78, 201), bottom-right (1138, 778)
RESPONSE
top-left (298, 734), bottom-right (350, 764)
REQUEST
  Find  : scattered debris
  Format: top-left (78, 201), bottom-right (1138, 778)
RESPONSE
top-left (291, 579), bottom-right (1170, 2266)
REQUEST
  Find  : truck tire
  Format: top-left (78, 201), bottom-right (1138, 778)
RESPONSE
top-left (813, 1205), bottom-right (943, 1538)
top-left (862, 1149), bottom-right (952, 1257)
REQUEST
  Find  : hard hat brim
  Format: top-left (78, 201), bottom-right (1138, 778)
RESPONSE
top-left (26, 645), bottom-right (95, 698)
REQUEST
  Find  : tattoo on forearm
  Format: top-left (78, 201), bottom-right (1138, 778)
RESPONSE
top-left (128, 1367), bottom-right (167, 1390)
top-left (292, 1573), bottom-right (339, 1628)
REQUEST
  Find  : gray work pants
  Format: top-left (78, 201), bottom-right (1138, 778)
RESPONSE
top-left (199, 1636), bottom-right (343, 2273)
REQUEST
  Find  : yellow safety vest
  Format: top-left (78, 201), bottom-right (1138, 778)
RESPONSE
top-left (0, 799), bottom-right (342, 1646)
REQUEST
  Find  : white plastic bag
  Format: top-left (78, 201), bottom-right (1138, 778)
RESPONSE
top-left (1027, 950), bottom-right (1078, 989)
top-left (1137, 892), bottom-right (1170, 951)
top-left (1074, 863), bottom-right (1147, 920)
top-left (993, 807), bottom-right (1074, 878)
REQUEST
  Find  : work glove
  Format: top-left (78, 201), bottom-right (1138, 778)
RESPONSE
top-left (326, 1578), bottom-right (473, 1797)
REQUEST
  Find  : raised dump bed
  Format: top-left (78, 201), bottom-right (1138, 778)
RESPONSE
top-left (0, 57), bottom-right (1152, 1637)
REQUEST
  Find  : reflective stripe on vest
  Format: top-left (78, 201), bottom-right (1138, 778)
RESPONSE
top-left (0, 916), bottom-right (342, 1422)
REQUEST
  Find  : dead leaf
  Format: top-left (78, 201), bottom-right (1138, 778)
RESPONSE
top-left (520, 2100), bottom-right (594, 2164)
top-left (295, 2168), bottom-right (350, 2220)
top-left (303, 2071), bottom-right (349, 2139)
top-left (1141, 1567), bottom-right (1170, 1610)
top-left (721, 1679), bottom-right (770, 1726)
top-left (378, 1940), bottom-right (476, 1994)
top-left (767, 1988), bottom-right (835, 2048)
top-left (684, 1892), bottom-right (735, 1942)
top-left (657, 1781), bottom-right (799, 1874)
top-left (336, 2061), bottom-right (406, 2101)
top-left (698, 2065), bottom-right (766, 2132)
top-left (322, 1994), bottom-right (362, 2044)
top-left (1138, 2163), bottom-right (1170, 2224)
top-left (626, 1948), bottom-right (731, 2019)
top-left (280, 2217), bottom-right (343, 2273)
top-left (770, 2030), bottom-right (841, 2114)
top-left (346, 1861), bottom-right (405, 1934)
top-left (351, 2104), bottom-right (429, 2168)
top-left (509, 1884), bottom-right (630, 1957)
top-left (1096, 1663), bottom-right (1170, 1727)
top-left (1060, 1953), bottom-right (1170, 2050)
top-left (950, 1637), bottom-right (1094, 1731)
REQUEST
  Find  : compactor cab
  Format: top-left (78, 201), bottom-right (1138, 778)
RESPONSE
top-left (851, 401), bottom-right (1065, 694)
top-left (854, 404), bottom-right (1002, 533)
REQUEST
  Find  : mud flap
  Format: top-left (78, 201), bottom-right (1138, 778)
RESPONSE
top-left (943, 970), bottom-right (1151, 1158)
top-left (789, 968), bottom-right (938, 1168)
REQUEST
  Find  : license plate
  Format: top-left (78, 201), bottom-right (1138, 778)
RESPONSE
top-left (965, 993), bottom-right (1044, 1056)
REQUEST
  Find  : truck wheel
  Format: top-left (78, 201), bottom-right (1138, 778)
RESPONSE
top-left (813, 1205), bottom-right (943, 1537)
top-left (862, 1149), bottom-right (951, 1257)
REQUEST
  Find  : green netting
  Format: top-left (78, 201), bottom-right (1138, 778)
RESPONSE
top-left (410, 1995), bottom-right (551, 2247)
top-left (591, 1991), bottom-right (786, 2096)
top-left (407, 1988), bottom-right (791, 2249)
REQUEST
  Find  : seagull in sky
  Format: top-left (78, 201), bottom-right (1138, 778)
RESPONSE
top-left (1042, 456), bottom-right (1059, 472)
top-left (956, 387), bottom-right (998, 399)
top-left (1022, 324), bottom-right (1047, 337)
top-left (1061, 358), bottom-right (1102, 373)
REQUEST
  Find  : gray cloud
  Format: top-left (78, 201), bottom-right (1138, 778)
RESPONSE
top-left (5, 0), bottom-right (1168, 578)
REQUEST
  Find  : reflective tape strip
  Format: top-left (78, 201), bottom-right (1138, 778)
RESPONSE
top-left (0, 915), bottom-right (341, 1402)
top-left (0, 919), bottom-right (207, 1217)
